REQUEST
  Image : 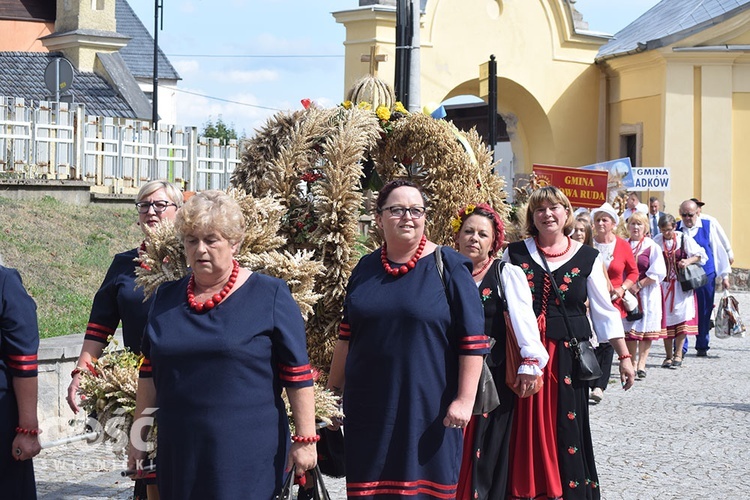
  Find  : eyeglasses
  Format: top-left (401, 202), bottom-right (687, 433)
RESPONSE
top-left (679, 213), bottom-right (695, 218)
top-left (136, 200), bottom-right (177, 214)
top-left (379, 206), bottom-right (426, 219)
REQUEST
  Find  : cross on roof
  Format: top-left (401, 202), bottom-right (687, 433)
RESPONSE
top-left (361, 45), bottom-right (388, 76)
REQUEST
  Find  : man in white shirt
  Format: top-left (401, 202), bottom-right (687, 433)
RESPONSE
top-left (622, 192), bottom-right (648, 221)
top-left (690, 198), bottom-right (733, 264)
top-left (677, 199), bottom-right (731, 357)
top-left (648, 197), bottom-right (665, 237)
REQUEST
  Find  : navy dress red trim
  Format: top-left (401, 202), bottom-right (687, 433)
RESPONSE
top-left (140, 271), bottom-right (312, 499)
top-left (85, 249), bottom-right (152, 352)
top-left (341, 247), bottom-right (487, 499)
top-left (0, 266), bottom-right (40, 499)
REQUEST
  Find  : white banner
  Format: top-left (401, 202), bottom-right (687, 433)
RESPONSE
top-left (630, 167), bottom-right (670, 191)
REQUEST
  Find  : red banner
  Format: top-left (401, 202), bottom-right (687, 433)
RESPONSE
top-left (532, 164), bottom-right (608, 209)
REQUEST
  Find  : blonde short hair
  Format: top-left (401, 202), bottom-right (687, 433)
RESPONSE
top-left (174, 190), bottom-right (245, 244)
top-left (627, 211), bottom-right (649, 230)
top-left (524, 186), bottom-right (575, 237)
top-left (137, 180), bottom-right (184, 207)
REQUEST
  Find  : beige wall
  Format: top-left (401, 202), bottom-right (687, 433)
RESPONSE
top-left (604, 43), bottom-right (749, 267)
top-left (732, 93), bottom-right (750, 267)
top-left (0, 20), bottom-right (53, 51)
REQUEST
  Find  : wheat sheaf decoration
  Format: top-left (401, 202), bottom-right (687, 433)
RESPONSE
top-left (138, 78), bottom-right (508, 379)
top-left (134, 192), bottom-right (324, 321)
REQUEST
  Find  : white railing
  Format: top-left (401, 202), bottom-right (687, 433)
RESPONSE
top-left (0, 97), bottom-right (241, 192)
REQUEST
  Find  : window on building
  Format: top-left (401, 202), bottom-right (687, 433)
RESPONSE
top-left (619, 123), bottom-right (643, 168)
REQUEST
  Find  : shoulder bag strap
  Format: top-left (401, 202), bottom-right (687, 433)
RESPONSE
top-left (494, 260), bottom-right (508, 312)
top-left (435, 245), bottom-right (446, 291)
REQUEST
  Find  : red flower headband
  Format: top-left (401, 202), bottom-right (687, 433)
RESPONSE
top-left (451, 203), bottom-right (505, 255)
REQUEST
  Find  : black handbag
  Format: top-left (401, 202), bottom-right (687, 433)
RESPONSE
top-left (434, 247), bottom-right (500, 415)
top-left (277, 465), bottom-right (332, 500)
top-left (317, 427), bottom-right (345, 478)
top-left (537, 251), bottom-right (603, 382)
top-left (306, 465), bottom-right (332, 500)
top-left (677, 234), bottom-right (707, 291)
top-left (473, 338), bottom-right (501, 415)
top-left (567, 338), bottom-right (602, 381)
top-left (275, 466), bottom-right (296, 500)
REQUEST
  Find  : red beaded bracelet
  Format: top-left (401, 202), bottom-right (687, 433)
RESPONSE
top-left (15, 426), bottom-right (41, 436)
top-left (291, 434), bottom-right (320, 443)
top-left (618, 353), bottom-right (633, 361)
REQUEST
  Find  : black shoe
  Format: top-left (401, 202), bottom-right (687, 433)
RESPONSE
top-left (696, 349), bottom-right (708, 357)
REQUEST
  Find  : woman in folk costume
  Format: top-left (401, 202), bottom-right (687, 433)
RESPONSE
top-left (503, 187), bottom-right (635, 500)
top-left (589, 203), bottom-right (638, 403)
top-left (652, 213), bottom-right (706, 368)
top-left (452, 203), bottom-right (548, 500)
top-left (623, 211), bottom-right (667, 378)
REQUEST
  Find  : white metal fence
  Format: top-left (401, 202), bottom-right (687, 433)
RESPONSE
top-left (0, 97), bottom-right (241, 192)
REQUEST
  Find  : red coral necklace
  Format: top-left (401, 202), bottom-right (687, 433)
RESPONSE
top-left (187, 260), bottom-right (240, 313)
top-left (381, 235), bottom-right (427, 276)
top-left (535, 236), bottom-right (571, 258)
top-left (472, 257), bottom-right (493, 277)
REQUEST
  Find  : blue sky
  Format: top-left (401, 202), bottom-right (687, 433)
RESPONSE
top-left (126, 0), bottom-right (661, 136)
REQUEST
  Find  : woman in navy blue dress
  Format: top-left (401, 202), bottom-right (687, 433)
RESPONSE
top-left (327, 180), bottom-right (488, 499)
top-left (67, 180), bottom-right (184, 413)
top-left (68, 180), bottom-right (182, 499)
top-left (0, 264), bottom-right (41, 499)
top-left (128, 190), bottom-right (317, 499)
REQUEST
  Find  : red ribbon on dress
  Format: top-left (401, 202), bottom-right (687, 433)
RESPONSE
top-left (536, 274), bottom-right (551, 335)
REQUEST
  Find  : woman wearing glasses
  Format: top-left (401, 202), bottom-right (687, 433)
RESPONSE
top-left (67, 180), bottom-right (183, 499)
top-left (327, 179), bottom-right (487, 499)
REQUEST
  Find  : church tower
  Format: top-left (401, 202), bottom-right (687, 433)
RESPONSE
top-left (41, 0), bottom-right (128, 72)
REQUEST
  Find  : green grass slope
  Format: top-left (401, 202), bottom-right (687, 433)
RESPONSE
top-left (0, 196), bottom-right (142, 338)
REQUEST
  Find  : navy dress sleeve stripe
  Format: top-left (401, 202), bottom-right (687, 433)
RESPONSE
top-left (86, 249), bottom-right (152, 352)
top-left (0, 267), bottom-right (40, 379)
top-left (338, 322), bottom-right (351, 340)
top-left (138, 357), bottom-right (153, 378)
top-left (278, 363), bottom-right (313, 384)
top-left (84, 322), bottom-right (115, 343)
top-left (271, 278), bottom-right (314, 388)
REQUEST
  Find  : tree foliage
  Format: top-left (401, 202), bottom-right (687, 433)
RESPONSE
top-left (201, 116), bottom-right (239, 142)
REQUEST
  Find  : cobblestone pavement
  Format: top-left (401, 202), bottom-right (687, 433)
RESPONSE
top-left (34, 292), bottom-right (750, 499)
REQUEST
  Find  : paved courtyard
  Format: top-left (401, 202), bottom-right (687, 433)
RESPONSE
top-left (34, 292), bottom-right (750, 499)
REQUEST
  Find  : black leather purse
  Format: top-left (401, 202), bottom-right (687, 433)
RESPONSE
top-left (537, 251), bottom-right (602, 381)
